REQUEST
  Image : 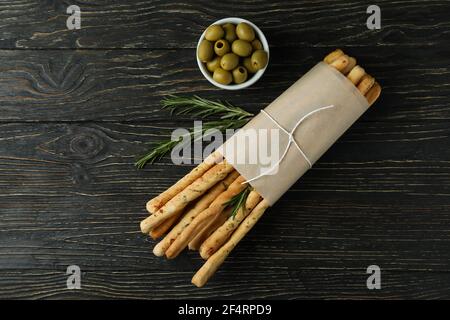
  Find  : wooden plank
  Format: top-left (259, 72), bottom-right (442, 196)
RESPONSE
top-left (1, 0), bottom-right (449, 299)
top-left (0, 46), bottom-right (449, 122)
top-left (0, 0), bottom-right (449, 49)
top-left (1, 121), bottom-right (450, 273)
top-left (1, 268), bottom-right (449, 299)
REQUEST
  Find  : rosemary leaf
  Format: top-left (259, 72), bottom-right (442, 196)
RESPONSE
top-left (135, 138), bottom-right (182, 169)
top-left (135, 95), bottom-right (253, 168)
top-left (134, 118), bottom-right (248, 168)
top-left (161, 95), bottom-right (253, 120)
top-left (223, 186), bottom-right (252, 219)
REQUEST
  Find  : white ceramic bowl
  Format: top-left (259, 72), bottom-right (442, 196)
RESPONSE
top-left (196, 17), bottom-right (270, 90)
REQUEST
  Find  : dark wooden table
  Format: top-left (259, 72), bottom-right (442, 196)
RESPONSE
top-left (1, 0), bottom-right (450, 299)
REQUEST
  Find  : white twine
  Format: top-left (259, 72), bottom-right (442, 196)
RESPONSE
top-left (243, 104), bottom-right (335, 184)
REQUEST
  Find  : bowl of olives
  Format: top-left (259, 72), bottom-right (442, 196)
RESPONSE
top-left (196, 17), bottom-right (269, 90)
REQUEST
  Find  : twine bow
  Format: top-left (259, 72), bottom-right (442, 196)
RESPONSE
top-left (243, 104), bottom-right (335, 184)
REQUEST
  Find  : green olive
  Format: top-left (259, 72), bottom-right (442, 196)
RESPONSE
top-left (251, 39), bottom-right (263, 51)
top-left (243, 57), bottom-right (258, 74)
top-left (198, 40), bottom-right (214, 62)
top-left (220, 53), bottom-right (239, 71)
top-left (213, 68), bottom-right (232, 85)
top-left (236, 22), bottom-right (255, 41)
top-left (206, 56), bottom-right (222, 72)
top-left (204, 24), bottom-right (224, 41)
top-left (231, 39), bottom-right (253, 57)
top-left (251, 50), bottom-right (268, 70)
top-left (222, 23), bottom-right (237, 43)
top-left (214, 39), bottom-right (230, 56)
top-left (232, 66), bottom-right (248, 84)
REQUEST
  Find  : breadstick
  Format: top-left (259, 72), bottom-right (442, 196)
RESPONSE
top-left (365, 82), bottom-right (381, 106)
top-left (347, 65), bottom-right (365, 85)
top-left (149, 212), bottom-right (182, 240)
top-left (165, 208), bottom-right (220, 259)
top-left (188, 207), bottom-right (231, 251)
top-left (323, 49), bottom-right (344, 64)
top-left (153, 171), bottom-right (239, 256)
top-left (199, 190), bottom-right (261, 260)
top-left (140, 161), bottom-right (235, 233)
top-left (165, 176), bottom-right (247, 259)
top-left (341, 56), bottom-right (356, 75)
top-left (357, 74), bottom-right (375, 96)
top-left (192, 199), bottom-right (270, 288)
top-left (329, 54), bottom-right (350, 73)
top-left (146, 151), bottom-right (223, 213)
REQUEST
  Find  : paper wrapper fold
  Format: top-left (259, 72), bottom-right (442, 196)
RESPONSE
top-left (218, 62), bottom-right (370, 205)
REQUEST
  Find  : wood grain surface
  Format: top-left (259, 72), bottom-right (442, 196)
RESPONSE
top-left (0, 47), bottom-right (449, 122)
top-left (0, 0), bottom-right (448, 49)
top-left (0, 0), bottom-right (450, 299)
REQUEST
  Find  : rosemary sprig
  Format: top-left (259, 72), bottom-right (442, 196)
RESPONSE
top-left (161, 95), bottom-right (253, 120)
top-left (135, 118), bottom-right (250, 168)
top-left (135, 96), bottom-right (253, 168)
top-left (223, 185), bottom-right (252, 219)
top-left (135, 138), bottom-right (182, 169)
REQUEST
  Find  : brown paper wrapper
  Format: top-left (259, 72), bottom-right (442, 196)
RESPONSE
top-left (218, 62), bottom-right (369, 205)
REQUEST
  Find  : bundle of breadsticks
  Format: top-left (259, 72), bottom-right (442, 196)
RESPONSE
top-left (140, 49), bottom-right (381, 287)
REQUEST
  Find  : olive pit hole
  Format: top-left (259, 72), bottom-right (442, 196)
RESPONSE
top-left (216, 42), bottom-right (223, 48)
